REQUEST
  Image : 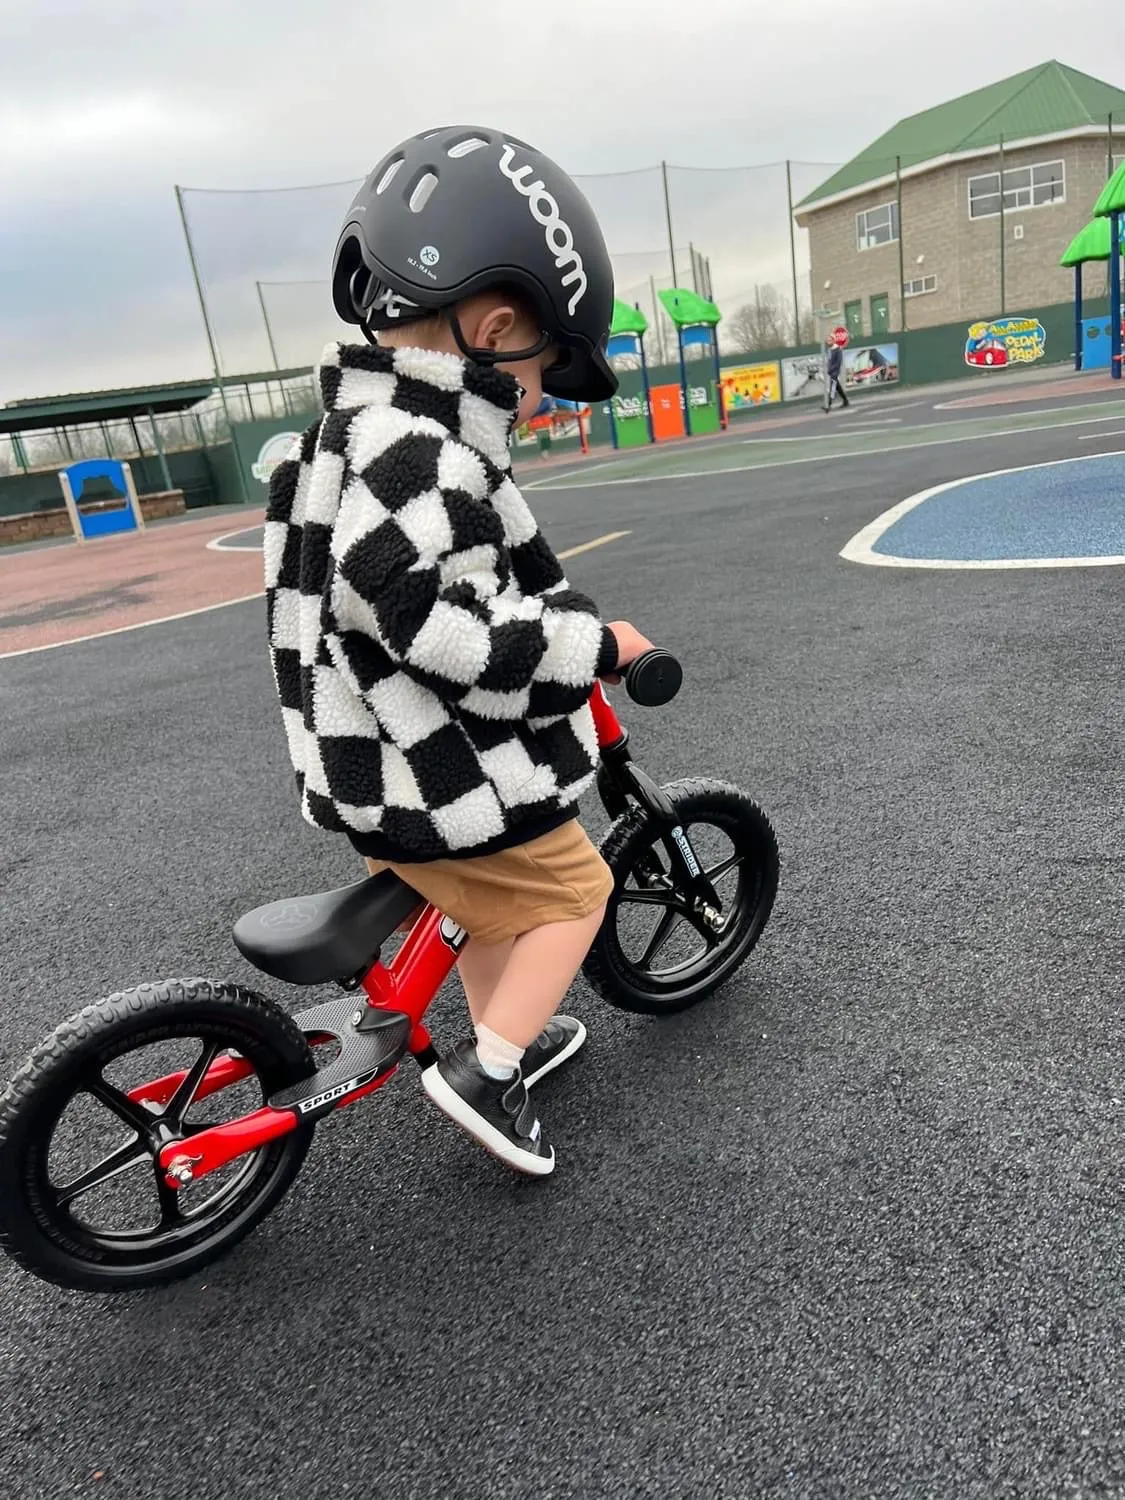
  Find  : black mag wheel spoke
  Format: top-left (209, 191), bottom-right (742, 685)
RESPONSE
top-left (86, 1074), bottom-right (155, 1134)
top-left (55, 1139), bottom-right (149, 1207)
top-left (166, 1042), bottom-right (221, 1125)
top-left (619, 888), bottom-right (689, 912)
top-left (705, 852), bottom-right (743, 883)
top-left (639, 906), bottom-right (681, 970)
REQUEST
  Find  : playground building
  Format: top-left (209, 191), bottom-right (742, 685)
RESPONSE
top-left (796, 62), bottom-right (1125, 339)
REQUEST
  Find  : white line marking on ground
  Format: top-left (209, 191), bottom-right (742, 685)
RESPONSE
top-left (1078, 428), bottom-right (1125, 440)
top-left (524, 409), bottom-right (1125, 490)
top-left (840, 449), bottom-right (1125, 570)
top-left (740, 423), bottom-right (900, 444)
top-left (0, 531), bottom-right (631, 661)
top-left (557, 530), bottom-right (631, 559)
top-left (207, 525), bottom-right (264, 551)
top-left (932, 393), bottom-right (1125, 413)
top-left (0, 593), bottom-right (268, 661)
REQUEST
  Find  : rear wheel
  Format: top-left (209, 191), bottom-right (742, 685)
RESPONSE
top-left (0, 979), bottom-right (315, 1292)
top-left (584, 778), bottom-right (779, 1015)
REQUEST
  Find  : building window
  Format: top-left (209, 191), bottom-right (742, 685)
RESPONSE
top-left (903, 275), bottom-right (937, 298)
top-left (856, 202), bottom-right (899, 250)
top-left (968, 159), bottom-right (1065, 218)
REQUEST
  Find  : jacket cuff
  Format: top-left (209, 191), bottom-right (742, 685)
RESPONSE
top-left (596, 625), bottom-right (619, 678)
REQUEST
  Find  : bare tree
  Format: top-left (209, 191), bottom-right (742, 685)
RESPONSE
top-left (725, 286), bottom-right (815, 354)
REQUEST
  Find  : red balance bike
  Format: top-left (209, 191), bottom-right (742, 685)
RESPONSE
top-left (0, 652), bottom-right (778, 1292)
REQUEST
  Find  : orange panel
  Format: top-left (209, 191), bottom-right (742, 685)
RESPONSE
top-left (649, 384), bottom-right (685, 442)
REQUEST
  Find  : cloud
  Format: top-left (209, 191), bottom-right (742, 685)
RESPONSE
top-left (1, 0), bottom-right (1122, 398)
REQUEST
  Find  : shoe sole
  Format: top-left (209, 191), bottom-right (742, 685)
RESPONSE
top-left (522, 1018), bottom-right (588, 1090)
top-left (421, 1065), bottom-right (556, 1177)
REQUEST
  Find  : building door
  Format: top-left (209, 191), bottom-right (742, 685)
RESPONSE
top-left (844, 300), bottom-right (864, 339)
top-left (870, 293), bottom-right (890, 336)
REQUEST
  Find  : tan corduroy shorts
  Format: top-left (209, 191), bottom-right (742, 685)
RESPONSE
top-left (364, 819), bottom-right (613, 946)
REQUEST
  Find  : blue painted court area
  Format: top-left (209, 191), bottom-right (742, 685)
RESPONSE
top-left (874, 452), bottom-right (1125, 561)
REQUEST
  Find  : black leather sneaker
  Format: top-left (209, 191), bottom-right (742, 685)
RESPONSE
top-left (521, 1016), bottom-right (587, 1089)
top-left (421, 1039), bottom-right (554, 1176)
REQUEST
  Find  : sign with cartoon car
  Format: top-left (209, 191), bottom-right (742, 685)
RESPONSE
top-left (964, 317), bottom-right (1046, 369)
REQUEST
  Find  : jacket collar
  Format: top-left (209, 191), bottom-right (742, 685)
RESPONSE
top-left (317, 341), bottom-right (521, 469)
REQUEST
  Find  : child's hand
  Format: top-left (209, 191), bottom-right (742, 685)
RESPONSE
top-left (604, 620), bottom-right (656, 684)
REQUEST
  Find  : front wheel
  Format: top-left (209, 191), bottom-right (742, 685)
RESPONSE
top-left (0, 979), bottom-right (315, 1292)
top-left (584, 778), bottom-right (779, 1015)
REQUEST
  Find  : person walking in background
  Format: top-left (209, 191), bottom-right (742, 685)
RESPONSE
top-left (824, 338), bottom-right (850, 411)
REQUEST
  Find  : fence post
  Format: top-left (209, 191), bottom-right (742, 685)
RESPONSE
top-left (257, 281), bottom-right (282, 372)
top-left (174, 184), bottom-right (250, 504)
top-left (998, 135), bottom-right (1006, 316)
top-left (896, 156), bottom-right (907, 332)
top-left (649, 275), bottom-right (666, 365)
top-left (147, 406), bottom-right (174, 492)
top-left (661, 161), bottom-right (679, 289)
top-left (786, 160), bottom-right (801, 345)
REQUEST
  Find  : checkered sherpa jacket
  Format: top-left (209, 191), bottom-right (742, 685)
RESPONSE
top-left (264, 341), bottom-right (618, 863)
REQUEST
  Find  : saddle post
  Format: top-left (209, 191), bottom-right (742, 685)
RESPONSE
top-left (363, 904), bottom-right (466, 1068)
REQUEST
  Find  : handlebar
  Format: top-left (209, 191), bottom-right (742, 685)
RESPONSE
top-left (623, 648), bottom-right (682, 707)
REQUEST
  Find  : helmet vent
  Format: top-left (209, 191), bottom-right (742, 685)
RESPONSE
top-left (375, 157), bottom-right (404, 195)
top-left (408, 171), bottom-right (439, 213)
top-left (447, 136), bottom-right (488, 159)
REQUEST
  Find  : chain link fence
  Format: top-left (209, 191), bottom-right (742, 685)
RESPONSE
top-left (175, 157), bottom-right (847, 381)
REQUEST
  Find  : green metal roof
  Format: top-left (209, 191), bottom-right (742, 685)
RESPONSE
top-left (0, 377), bottom-right (216, 436)
top-left (0, 365), bottom-right (316, 437)
top-left (799, 61), bottom-right (1125, 210)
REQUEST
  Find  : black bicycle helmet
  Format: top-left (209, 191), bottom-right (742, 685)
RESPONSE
top-left (332, 126), bottom-right (617, 401)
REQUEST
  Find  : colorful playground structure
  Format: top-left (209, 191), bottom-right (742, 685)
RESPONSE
top-left (1061, 160), bottom-right (1125, 376)
top-left (604, 289), bottom-right (727, 450)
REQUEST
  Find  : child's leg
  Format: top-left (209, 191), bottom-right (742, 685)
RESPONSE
top-left (422, 904), bottom-right (606, 1176)
top-left (456, 938), bottom-right (514, 1027)
top-left (476, 907), bottom-right (606, 1050)
top-left (408, 823), bottom-right (612, 1175)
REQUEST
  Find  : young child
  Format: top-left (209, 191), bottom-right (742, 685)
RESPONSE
top-left (263, 126), bottom-right (653, 1177)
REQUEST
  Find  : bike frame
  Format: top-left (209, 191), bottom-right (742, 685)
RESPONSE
top-left (144, 683), bottom-right (719, 1192)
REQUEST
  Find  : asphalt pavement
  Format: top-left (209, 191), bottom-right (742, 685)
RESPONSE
top-left (0, 416), bottom-right (1122, 1499)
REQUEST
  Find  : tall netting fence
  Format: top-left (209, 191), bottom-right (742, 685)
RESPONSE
top-left (179, 179), bottom-right (362, 378)
top-left (177, 159), bottom-right (848, 380)
top-left (663, 161), bottom-right (843, 350)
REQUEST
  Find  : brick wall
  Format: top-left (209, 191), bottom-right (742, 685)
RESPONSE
top-left (803, 134), bottom-right (1125, 335)
top-left (0, 490), bottom-right (185, 548)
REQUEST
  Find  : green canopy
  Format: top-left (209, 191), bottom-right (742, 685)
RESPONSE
top-left (1060, 218), bottom-right (1122, 266)
top-left (657, 287), bottom-right (721, 328)
top-left (1093, 161), bottom-right (1125, 218)
top-left (609, 299), bottom-right (649, 337)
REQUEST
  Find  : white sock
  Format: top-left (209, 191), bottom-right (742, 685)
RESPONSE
top-left (475, 1024), bottom-right (524, 1081)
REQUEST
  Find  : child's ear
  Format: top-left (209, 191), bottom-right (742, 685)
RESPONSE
top-left (464, 301), bottom-right (517, 353)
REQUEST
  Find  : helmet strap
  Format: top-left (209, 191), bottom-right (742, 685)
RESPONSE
top-left (444, 308), bottom-right (550, 369)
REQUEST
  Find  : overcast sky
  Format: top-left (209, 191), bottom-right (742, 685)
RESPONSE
top-left (2, 0), bottom-right (1123, 402)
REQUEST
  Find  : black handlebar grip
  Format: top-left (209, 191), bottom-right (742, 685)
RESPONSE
top-left (624, 649), bottom-right (683, 707)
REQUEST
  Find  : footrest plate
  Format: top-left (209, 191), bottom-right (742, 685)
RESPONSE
top-left (270, 998), bottom-right (412, 1119)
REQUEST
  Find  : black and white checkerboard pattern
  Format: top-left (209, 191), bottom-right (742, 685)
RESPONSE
top-left (264, 342), bottom-right (617, 862)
